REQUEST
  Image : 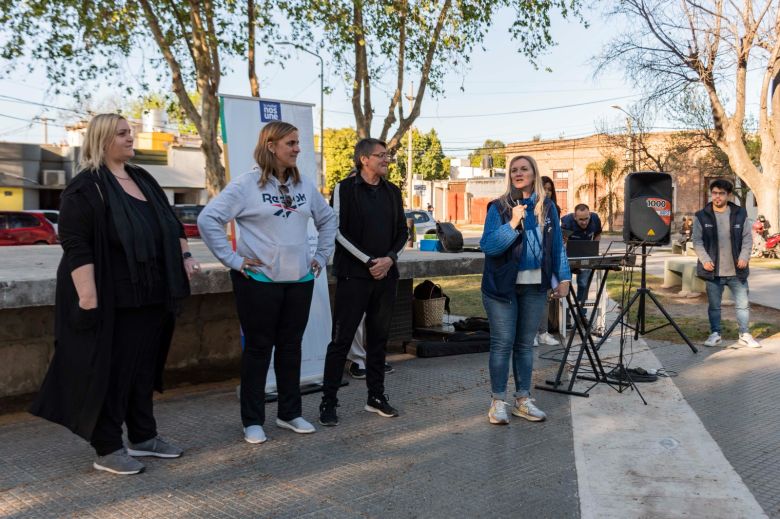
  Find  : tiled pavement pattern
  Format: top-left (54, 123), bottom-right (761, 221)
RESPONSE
top-left (646, 338), bottom-right (780, 518)
top-left (0, 353), bottom-right (579, 518)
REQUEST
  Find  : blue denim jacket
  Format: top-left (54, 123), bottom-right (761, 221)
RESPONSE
top-left (480, 198), bottom-right (571, 301)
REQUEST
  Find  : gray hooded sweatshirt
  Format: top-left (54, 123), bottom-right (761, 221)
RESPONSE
top-left (198, 169), bottom-right (337, 281)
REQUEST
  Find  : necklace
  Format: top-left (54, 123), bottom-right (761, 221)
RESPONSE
top-left (113, 174), bottom-right (131, 180)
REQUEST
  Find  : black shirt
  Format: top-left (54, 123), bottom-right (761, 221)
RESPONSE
top-left (357, 182), bottom-right (395, 260)
top-left (109, 194), bottom-right (166, 307)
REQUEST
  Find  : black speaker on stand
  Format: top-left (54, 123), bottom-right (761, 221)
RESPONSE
top-left (623, 172), bottom-right (673, 245)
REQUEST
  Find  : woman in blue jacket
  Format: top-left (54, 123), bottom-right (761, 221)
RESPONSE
top-left (480, 155), bottom-right (571, 425)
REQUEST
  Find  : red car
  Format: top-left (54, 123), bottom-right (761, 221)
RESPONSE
top-left (172, 205), bottom-right (205, 239)
top-left (0, 211), bottom-right (59, 245)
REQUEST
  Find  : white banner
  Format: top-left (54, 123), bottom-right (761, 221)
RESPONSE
top-left (219, 94), bottom-right (330, 391)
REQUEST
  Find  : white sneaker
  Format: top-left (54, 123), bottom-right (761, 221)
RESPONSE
top-left (512, 397), bottom-right (547, 422)
top-left (243, 425), bottom-right (267, 444)
top-left (738, 333), bottom-right (761, 348)
top-left (703, 332), bottom-right (722, 347)
top-left (537, 332), bottom-right (560, 346)
top-left (533, 335), bottom-right (539, 346)
top-left (276, 417), bottom-right (316, 434)
top-left (488, 399), bottom-right (510, 425)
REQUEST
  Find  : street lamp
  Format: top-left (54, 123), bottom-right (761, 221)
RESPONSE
top-left (276, 41), bottom-right (325, 190)
top-left (611, 104), bottom-right (637, 172)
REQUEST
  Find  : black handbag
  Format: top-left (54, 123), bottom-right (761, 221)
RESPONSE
top-left (436, 222), bottom-right (464, 252)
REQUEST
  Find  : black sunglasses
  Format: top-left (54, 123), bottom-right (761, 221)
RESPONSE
top-left (279, 184), bottom-right (293, 208)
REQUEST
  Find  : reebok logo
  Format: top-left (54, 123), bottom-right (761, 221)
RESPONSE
top-left (261, 192), bottom-right (308, 218)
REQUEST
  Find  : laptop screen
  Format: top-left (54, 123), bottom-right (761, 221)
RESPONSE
top-left (566, 240), bottom-right (599, 257)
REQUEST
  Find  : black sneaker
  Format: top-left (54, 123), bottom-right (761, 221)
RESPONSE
top-left (348, 362), bottom-right (366, 379)
top-left (384, 362), bottom-right (394, 374)
top-left (319, 398), bottom-right (339, 426)
top-left (365, 394), bottom-right (399, 418)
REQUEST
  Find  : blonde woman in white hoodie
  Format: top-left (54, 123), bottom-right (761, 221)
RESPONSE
top-left (198, 121), bottom-right (337, 444)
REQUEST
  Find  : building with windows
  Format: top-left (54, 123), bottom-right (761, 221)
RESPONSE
top-left (0, 139), bottom-right (208, 211)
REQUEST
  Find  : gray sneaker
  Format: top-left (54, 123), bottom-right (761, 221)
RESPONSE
top-left (93, 448), bottom-right (145, 475)
top-left (512, 397), bottom-right (547, 422)
top-left (703, 332), bottom-right (722, 347)
top-left (127, 436), bottom-right (183, 458)
top-left (488, 399), bottom-right (510, 425)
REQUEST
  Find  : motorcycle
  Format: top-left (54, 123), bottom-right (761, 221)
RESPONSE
top-left (751, 232), bottom-right (780, 258)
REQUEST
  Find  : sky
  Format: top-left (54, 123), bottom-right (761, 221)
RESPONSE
top-left (0, 5), bottom-right (719, 158)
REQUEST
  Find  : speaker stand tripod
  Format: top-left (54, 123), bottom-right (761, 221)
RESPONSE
top-left (585, 244), bottom-right (696, 405)
top-left (594, 243), bottom-right (698, 353)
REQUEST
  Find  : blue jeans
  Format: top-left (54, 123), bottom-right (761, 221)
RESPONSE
top-left (576, 270), bottom-right (592, 310)
top-left (483, 284), bottom-right (547, 400)
top-left (704, 277), bottom-right (749, 334)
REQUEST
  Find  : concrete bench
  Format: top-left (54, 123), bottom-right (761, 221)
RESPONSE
top-left (663, 258), bottom-right (733, 302)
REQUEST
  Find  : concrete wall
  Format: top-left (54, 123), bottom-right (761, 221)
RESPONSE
top-left (0, 251), bottom-right (483, 401)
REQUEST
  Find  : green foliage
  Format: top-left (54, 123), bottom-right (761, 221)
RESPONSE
top-left (125, 91), bottom-right (201, 135)
top-left (323, 127), bottom-right (358, 191)
top-left (392, 128), bottom-right (448, 188)
top-left (279, 0), bottom-right (584, 149)
top-left (468, 139), bottom-right (506, 168)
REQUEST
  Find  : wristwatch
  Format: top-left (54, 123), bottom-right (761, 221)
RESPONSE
top-left (182, 252), bottom-right (193, 259)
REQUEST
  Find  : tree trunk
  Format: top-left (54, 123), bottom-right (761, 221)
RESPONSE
top-left (198, 95), bottom-right (226, 198)
top-left (248, 0), bottom-right (260, 97)
top-left (751, 178), bottom-right (780, 229)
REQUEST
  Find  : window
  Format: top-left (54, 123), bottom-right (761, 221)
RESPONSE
top-left (553, 170), bottom-right (569, 179)
top-left (9, 214), bottom-right (40, 229)
top-left (406, 211), bottom-right (430, 225)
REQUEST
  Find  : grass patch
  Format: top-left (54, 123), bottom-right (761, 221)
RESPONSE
top-left (418, 272), bottom-right (780, 342)
top-left (605, 273), bottom-right (780, 342)
top-left (748, 257), bottom-right (780, 270)
top-left (422, 274), bottom-right (485, 318)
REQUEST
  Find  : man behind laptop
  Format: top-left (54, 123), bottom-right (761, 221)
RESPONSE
top-left (561, 203), bottom-right (602, 312)
top-left (692, 179), bottom-right (759, 348)
top-left (319, 138), bottom-right (408, 426)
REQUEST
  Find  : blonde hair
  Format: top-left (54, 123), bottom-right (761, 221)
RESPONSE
top-left (78, 113), bottom-right (126, 171)
top-left (501, 155), bottom-right (546, 226)
top-left (253, 121), bottom-right (301, 187)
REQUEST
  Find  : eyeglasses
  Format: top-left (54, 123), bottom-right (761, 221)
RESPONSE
top-left (370, 152), bottom-right (395, 161)
top-left (711, 190), bottom-right (728, 197)
top-left (278, 184), bottom-right (293, 208)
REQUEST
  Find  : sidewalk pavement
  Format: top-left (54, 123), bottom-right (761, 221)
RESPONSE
top-left (1, 331), bottom-right (779, 517)
top-left (643, 250), bottom-right (780, 311)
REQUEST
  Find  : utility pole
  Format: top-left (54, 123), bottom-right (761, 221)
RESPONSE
top-left (39, 117), bottom-right (49, 145)
top-left (405, 81), bottom-right (415, 209)
top-left (627, 116), bottom-right (636, 172)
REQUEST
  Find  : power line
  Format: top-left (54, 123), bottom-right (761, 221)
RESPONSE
top-left (0, 113), bottom-right (68, 128)
top-left (0, 94), bottom-right (90, 116)
top-left (325, 94), bottom-right (640, 119)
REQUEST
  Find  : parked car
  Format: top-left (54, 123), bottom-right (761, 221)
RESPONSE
top-left (0, 211), bottom-right (59, 245)
top-left (24, 209), bottom-right (59, 233)
top-left (405, 209), bottom-right (438, 243)
top-left (172, 204), bottom-right (205, 238)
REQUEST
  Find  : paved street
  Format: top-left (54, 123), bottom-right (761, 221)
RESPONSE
top-left (1, 235), bottom-right (779, 517)
top-left (1, 332), bottom-right (779, 517)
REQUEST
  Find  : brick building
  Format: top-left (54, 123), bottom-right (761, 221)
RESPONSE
top-left (503, 132), bottom-right (726, 231)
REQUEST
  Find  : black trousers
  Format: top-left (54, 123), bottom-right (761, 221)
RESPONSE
top-left (322, 275), bottom-right (398, 401)
top-left (90, 304), bottom-right (165, 456)
top-left (230, 271), bottom-right (314, 427)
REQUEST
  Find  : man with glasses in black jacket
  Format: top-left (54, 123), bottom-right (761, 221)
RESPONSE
top-left (319, 138), bottom-right (408, 426)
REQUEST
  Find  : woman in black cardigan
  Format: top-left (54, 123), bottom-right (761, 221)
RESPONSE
top-left (30, 114), bottom-right (197, 475)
